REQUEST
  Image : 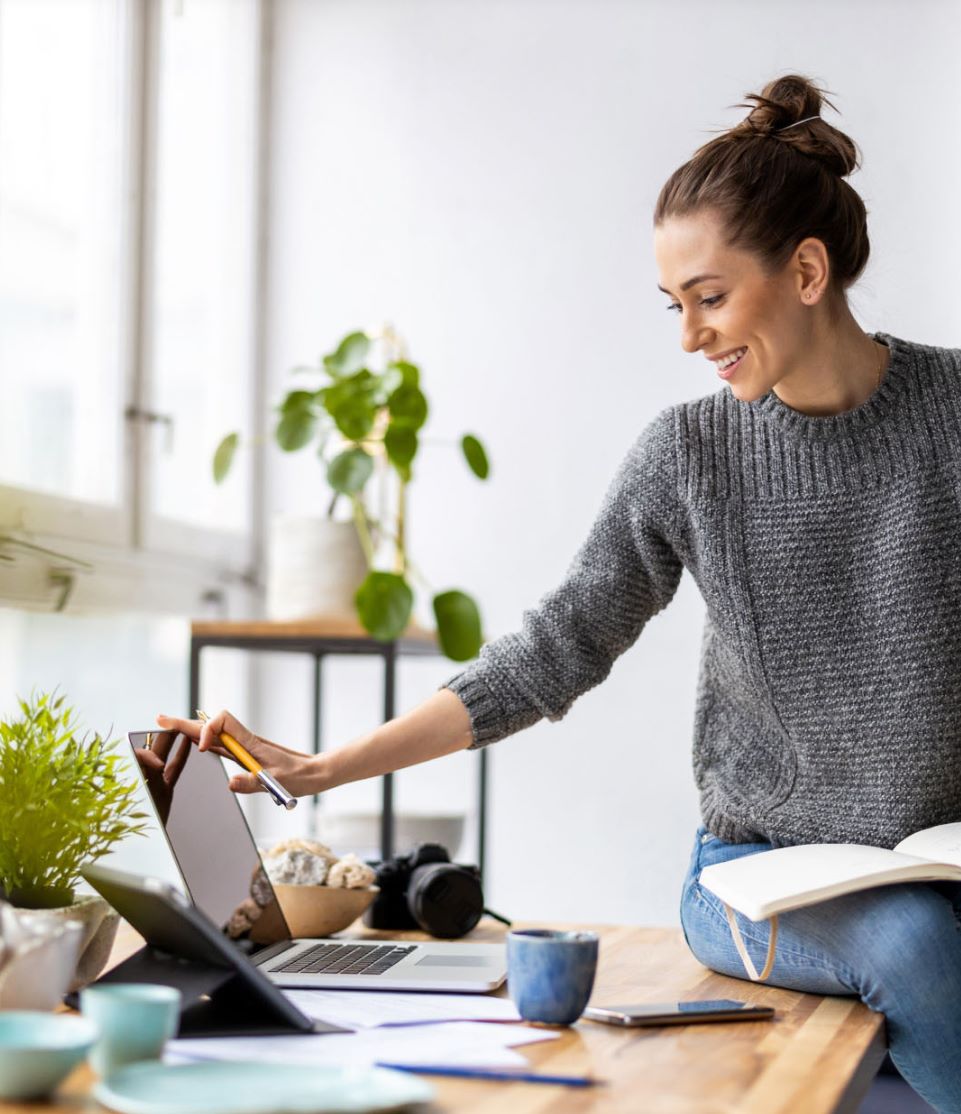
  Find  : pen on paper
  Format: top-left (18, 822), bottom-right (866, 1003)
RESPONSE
top-left (195, 709), bottom-right (297, 810)
top-left (374, 1063), bottom-right (600, 1087)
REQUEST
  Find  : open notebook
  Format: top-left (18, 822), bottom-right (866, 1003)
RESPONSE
top-left (698, 821), bottom-right (961, 981)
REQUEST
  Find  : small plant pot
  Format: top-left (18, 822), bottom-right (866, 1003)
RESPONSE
top-left (266, 516), bottom-right (367, 621)
top-left (0, 924), bottom-right (83, 1010)
top-left (13, 895), bottom-right (120, 993)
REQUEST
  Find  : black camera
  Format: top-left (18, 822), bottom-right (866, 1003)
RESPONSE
top-left (363, 843), bottom-right (484, 939)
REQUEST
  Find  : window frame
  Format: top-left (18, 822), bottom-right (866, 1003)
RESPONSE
top-left (0, 0), bottom-right (270, 615)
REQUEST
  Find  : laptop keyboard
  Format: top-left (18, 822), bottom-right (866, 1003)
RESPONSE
top-left (273, 942), bottom-right (418, 976)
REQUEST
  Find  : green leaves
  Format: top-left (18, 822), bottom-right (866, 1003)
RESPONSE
top-left (383, 365), bottom-right (427, 482)
top-left (0, 691), bottom-right (149, 908)
top-left (433, 590), bottom-right (483, 660)
top-left (323, 331), bottom-right (370, 376)
top-left (207, 327), bottom-right (494, 664)
top-left (351, 573), bottom-right (483, 660)
top-left (323, 370), bottom-right (380, 441)
top-left (275, 390), bottom-right (319, 451)
top-left (355, 571), bottom-right (414, 641)
top-left (384, 425), bottom-right (417, 482)
top-left (327, 448), bottom-right (374, 495)
top-left (352, 576), bottom-right (483, 659)
top-left (388, 360), bottom-right (420, 389)
top-left (387, 382), bottom-right (428, 429)
top-left (212, 433), bottom-right (239, 484)
top-left (461, 434), bottom-right (490, 479)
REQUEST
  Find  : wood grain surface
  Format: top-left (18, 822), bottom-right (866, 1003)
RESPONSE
top-left (190, 617), bottom-right (436, 643)
top-left (28, 918), bottom-right (885, 1114)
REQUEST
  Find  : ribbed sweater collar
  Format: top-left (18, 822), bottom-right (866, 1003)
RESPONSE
top-left (748, 331), bottom-right (909, 442)
top-left (679, 332), bottom-right (952, 501)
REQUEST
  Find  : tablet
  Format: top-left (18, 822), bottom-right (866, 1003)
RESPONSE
top-left (80, 863), bottom-right (346, 1037)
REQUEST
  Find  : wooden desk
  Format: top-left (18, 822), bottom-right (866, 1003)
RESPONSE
top-left (35, 919), bottom-right (885, 1114)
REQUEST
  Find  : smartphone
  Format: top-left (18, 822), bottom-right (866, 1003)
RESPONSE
top-left (582, 999), bottom-right (774, 1027)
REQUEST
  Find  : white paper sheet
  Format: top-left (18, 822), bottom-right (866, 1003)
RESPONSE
top-left (282, 988), bottom-right (522, 1029)
top-left (169, 1022), bottom-right (559, 1071)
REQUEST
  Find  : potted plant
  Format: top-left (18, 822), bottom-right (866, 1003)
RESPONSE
top-left (0, 691), bottom-right (150, 988)
top-left (213, 324), bottom-right (492, 662)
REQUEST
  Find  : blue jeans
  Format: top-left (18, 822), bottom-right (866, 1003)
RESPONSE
top-left (679, 825), bottom-right (961, 1114)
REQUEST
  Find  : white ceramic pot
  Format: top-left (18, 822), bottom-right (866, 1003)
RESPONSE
top-left (0, 915), bottom-right (83, 1010)
top-left (13, 895), bottom-right (120, 993)
top-left (266, 516), bottom-right (368, 621)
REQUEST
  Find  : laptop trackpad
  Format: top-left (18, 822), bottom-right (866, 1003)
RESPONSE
top-left (415, 955), bottom-right (497, 967)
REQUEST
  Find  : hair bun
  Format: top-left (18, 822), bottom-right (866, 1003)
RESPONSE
top-left (656, 73), bottom-right (871, 299)
top-left (732, 73), bottom-right (860, 178)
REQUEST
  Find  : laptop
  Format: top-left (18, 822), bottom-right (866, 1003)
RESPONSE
top-left (127, 730), bottom-right (506, 993)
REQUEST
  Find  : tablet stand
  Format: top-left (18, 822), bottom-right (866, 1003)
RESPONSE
top-left (73, 864), bottom-right (348, 1038)
top-left (82, 944), bottom-right (344, 1037)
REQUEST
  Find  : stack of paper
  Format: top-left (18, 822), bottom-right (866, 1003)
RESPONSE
top-left (284, 989), bottom-right (523, 1029)
top-left (170, 1021), bottom-right (557, 1071)
top-left (168, 991), bottom-right (557, 1072)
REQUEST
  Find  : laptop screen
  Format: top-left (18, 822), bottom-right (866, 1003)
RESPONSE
top-left (128, 731), bottom-right (291, 946)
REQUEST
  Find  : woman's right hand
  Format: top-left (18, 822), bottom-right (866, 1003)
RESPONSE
top-left (155, 710), bottom-right (322, 798)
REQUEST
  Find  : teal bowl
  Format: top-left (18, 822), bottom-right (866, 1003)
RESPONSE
top-left (0, 1011), bottom-right (98, 1099)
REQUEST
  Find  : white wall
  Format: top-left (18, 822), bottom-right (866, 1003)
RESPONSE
top-left (261, 0), bottom-right (961, 924)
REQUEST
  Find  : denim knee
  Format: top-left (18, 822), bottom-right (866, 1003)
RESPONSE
top-left (677, 828), bottom-right (961, 1113)
top-left (840, 883), bottom-right (961, 1010)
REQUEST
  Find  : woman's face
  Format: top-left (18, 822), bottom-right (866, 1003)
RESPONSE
top-left (653, 208), bottom-right (816, 403)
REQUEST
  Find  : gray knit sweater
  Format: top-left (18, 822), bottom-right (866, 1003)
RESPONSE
top-left (442, 331), bottom-right (961, 849)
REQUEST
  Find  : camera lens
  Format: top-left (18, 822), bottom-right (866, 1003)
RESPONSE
top-left (408, 863), bottom-right (483, 938)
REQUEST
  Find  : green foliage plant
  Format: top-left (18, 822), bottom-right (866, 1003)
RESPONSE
top-left (0, 691), bottom-right (150, 909)
top-left (213, 325), bottom-right (491, 661)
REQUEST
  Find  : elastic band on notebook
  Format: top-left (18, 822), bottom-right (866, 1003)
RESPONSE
top-left (723, 902), bottom-right (778, 982)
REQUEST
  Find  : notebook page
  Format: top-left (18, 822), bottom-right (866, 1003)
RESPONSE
top-left (699, 843), bottom-right (954, 921)
top-left (895, 822), bottom-right (961, 866)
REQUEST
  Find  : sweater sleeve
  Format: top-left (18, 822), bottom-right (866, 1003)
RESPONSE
top-left (441, 406), bottom-right (684, 749)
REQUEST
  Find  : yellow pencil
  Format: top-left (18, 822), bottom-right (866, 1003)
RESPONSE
top-left (196, 709), bottom-right (297, 811)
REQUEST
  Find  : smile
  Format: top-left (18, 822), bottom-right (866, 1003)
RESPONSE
top-left (715, 347), bottom-right (747, 379)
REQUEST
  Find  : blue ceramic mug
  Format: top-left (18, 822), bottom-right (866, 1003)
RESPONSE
top-left (506, 929), bottom-right (599, 1026)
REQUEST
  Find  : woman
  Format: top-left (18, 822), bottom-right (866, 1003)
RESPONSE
top-left (161, 74), bottom-right (961, 1111)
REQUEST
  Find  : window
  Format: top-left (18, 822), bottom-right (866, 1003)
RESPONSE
top-left (146, 0), bottom-right (257, 549)
top-left (0, 0), bottom-right (264, 611)
top-left (0, 0), bottom-right (132, 536)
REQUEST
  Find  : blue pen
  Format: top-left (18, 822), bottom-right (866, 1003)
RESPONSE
top-left (374, 1062), bottom-right (600, 1087)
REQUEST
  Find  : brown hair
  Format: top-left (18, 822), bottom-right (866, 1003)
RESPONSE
top-left (653, 74), bottom-right (869, 302)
